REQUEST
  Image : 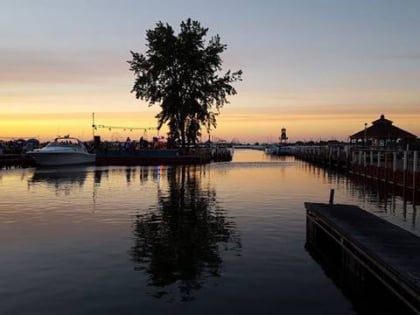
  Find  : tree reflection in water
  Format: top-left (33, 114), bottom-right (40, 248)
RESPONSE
top-left (130, 165), bottom-right (241, 302)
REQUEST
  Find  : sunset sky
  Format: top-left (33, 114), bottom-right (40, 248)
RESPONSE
top-left (1, 0), bottom-right (420, 143)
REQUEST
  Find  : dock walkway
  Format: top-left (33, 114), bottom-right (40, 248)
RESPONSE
top-left (305, 202), bottom-right (420, 314)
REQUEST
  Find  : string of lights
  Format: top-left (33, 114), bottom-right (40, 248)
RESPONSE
top-left (91, 113), bottom-right (158, 137)
top-left (92, 124), bottom-right (157, 132)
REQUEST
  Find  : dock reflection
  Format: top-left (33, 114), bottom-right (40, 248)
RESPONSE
top-left (300, 162), bottom-right (419, 230)
top-left (129, 165), bottom-right (241, 302)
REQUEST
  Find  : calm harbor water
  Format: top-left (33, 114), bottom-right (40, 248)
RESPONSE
top-left (1, 150), bottom-right (418, 315)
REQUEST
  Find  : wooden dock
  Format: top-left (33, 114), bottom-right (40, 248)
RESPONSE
top-left (305, 202), bottom-right (420, 314)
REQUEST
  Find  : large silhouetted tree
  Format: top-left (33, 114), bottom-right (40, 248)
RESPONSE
top-left (128, 18), bottom-right (242, 149)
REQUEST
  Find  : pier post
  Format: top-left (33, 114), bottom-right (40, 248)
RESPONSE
top-left (393, 152), bottom-right (397, 186)
top-left (392, 152), bottom-right (397, 172)
top-left (337, 147), bottom-right (341, 169)
top-left (363, 151), bottom-right (367, 177)
top-left (329, 189), bottom-right (335, 205)
top-left (346, 146), bottom-right (351, 172)
top-left (328, 147), bottom-right (332, 167)
top-left (414, 151), bottom-right (418, 204)
top-left (403, 150), bottom-right (408, 192)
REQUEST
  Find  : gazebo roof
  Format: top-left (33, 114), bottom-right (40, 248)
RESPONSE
top-left (350, 114), bottom-right (417, 140)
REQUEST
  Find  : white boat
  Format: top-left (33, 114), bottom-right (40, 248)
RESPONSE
top-left (27, 136), bottom-right (96, 166)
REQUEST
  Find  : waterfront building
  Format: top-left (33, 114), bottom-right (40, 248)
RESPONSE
top-left (350, 114), bottom-right (417, 147)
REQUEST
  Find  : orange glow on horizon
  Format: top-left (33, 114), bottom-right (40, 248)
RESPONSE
top-left (1, 109), bottom-right (418, 143)
top-left (0, 112), bottom-right (164, 142)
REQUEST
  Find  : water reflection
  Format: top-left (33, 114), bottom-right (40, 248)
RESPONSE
top-left (349, 175), bottom-right (419, 228)
top-left (298, 161), bottom-right (419, 230)
top-left (28, 167), bottom-right (90, 195)
top-left (2, 150), bottom-right (419, 314)
top-left (94, 168), bottom-right (108, 185)
top-left (130, 165), bottom-right (241, 302)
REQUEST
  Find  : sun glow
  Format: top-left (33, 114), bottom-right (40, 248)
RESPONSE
top-left (1, 107), bottom-right (419, 144)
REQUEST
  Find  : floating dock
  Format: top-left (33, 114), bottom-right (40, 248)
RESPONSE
top-left (95, 149), bottom-right (209, 166)
top-left (0, 154), bottom-right (34, 169)
top-left (305, 202), bottom-right (420, 314)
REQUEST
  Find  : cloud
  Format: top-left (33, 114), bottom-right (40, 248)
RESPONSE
top-left (0, 49), bottom-right (129, 84)
top-left (381, 52), bottom-right (420, 60)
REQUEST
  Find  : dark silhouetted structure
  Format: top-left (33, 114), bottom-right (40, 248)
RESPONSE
top-left (350, 114), bottom-right (417, 147)
top-left (280, 127), bottom-right (288, 143)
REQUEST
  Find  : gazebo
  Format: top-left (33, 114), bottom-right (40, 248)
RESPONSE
top-left (350, 114), bottom-right (417, 147)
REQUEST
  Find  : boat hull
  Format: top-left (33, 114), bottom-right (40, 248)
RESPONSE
top-left (27, 152), bottom-right (96, 166)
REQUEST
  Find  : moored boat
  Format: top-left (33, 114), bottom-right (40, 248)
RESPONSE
top-left (26, 136), bottom-right (96, 166)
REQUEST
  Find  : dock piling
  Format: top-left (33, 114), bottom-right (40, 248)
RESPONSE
top-left (414, 151), bottom-right (418, 205)
top-left (329, 189), bottom-right (335, 205)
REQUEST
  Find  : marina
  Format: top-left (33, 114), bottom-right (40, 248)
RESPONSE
top-left (3, 2), bottom-right (420, 314)
top-left (0, 142), bottom-right (232, 169)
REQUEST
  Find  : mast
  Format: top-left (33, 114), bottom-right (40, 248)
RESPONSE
top-left (92, 112), bottom-right (95, 139)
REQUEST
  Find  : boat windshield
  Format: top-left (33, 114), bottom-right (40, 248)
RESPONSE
top-left (45, 139), bottom-right (87, 151)
top-left (48, 141), bottom-right (79, 146)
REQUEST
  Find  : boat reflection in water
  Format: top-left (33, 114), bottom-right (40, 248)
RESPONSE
top-left (28, 167), bottom-right (91, 194)
top-left (129, 165), bottom-right (241, 302)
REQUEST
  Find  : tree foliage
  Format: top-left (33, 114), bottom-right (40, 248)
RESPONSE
top-left (128, 18), bottom-right (242, 149)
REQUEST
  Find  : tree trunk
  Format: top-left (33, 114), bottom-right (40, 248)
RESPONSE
top-left (180, 120), bottom-right (186, 150)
